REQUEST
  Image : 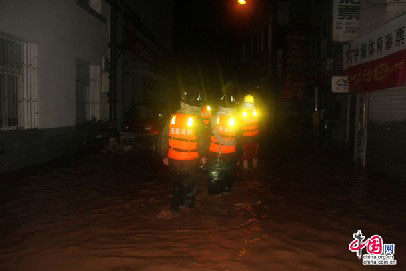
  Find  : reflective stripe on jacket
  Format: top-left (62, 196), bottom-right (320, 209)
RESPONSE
top-left (168, 113), bottom-right (199, 160)
top-left (209, 115), bottom-right (236, 154)
top-left (242, 123), bottom-right (259, 137)
top-left (242, 110), bottom-right (259, 137)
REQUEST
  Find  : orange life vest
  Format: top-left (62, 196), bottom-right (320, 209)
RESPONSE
top-left (242, 110), bottom-right (259, 137)
top-left (168, 113), bottom-right (199, 160)
top-left (209, 115), bottom-right (236, 154)
top-left (201, 105), bottom-right (211, 126)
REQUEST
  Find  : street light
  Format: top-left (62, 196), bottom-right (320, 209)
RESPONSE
top-left (238, 0), bottom-right (247, 5)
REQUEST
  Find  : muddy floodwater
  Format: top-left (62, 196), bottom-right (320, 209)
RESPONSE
top-left (0, 146), bottom-right (404, 271)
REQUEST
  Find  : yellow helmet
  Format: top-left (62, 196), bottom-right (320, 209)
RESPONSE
top-left (244, 94), bottom-right (255, 104)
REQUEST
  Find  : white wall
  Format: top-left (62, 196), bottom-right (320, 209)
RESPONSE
top-left (360, 0), bottom-right (406, 35)
top-left (360, 0), bottom-right (387, 35)
top-left (0, 0), bottom-right (109, 129)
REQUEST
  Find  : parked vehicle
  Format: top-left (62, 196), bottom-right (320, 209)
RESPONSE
top-left (122, 102), bottom-right (168, 150)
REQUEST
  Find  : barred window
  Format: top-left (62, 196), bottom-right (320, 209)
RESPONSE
top-left (76, 60), bottom-right (100, 123)
top-left (0, 34), bottom-right (38, 129)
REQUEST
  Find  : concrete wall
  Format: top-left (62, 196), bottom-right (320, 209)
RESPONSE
top-left (0, 123), bottom-right (103, 173)
top-left (358, 1), bottom-right (406, 180)
top-left (367, 87), bottom-right (406, 180)
top-left (0, 0), bottom-right (110, 173)
top-left (0, 0), bottom-right (110, 129)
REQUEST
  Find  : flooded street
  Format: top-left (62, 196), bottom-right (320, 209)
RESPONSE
top-left (0, 146), bottom-right (404, 271)
top-left (2, 1), bottom-right (406, 270)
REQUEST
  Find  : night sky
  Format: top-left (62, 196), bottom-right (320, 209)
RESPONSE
top-left (173, 0), bottom-right (259, 98)
top-left (172, 0), bottom-right (276, 100)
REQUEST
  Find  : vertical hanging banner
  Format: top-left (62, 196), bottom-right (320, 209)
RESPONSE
top-left (333, 0), bottom-right (360, 42)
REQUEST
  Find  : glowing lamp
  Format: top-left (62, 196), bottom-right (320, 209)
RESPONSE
top-left (243, 111), bottom-right (247, 117)
top-left (171, 115), bottom-right (176, 124)
top-left (187, 117), bottom-right (194, 127)
top-left (238, 0), bottom-right (247, 4)
top-left (229, 117), bottom-right (235, 127)
top-left (207, 105), bottom-right (211, 111)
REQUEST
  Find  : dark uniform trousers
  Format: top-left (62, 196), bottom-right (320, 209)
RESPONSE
top-left (207, 152), bottom-right (237, 195)
top-left (169, 158), bottom-right (200, 210)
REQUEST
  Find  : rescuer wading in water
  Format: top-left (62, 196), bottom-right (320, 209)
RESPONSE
top-left (158, 87), bottom-right (208, 211)
top-left (207, 84), bottom-right (241, 195)
top-left (241, 93), bottom-right (260, 169)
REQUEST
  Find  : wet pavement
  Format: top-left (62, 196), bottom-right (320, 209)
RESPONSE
top-left (0, 144), bottom-right (404, 271)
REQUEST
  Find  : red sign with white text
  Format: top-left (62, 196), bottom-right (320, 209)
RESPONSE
top-left (346, 49), bottom-right (406, 92)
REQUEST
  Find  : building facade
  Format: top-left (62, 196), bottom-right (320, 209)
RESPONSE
top-left (0, 0), bottom-right (174, 173)
top-left (346, 0), bottom-right (406, 180)
top-left (115, 0), bottom-right (174, 132)
top-left (0, 0), bottom-right (110, 173)
top-left (233, 0), bottom-right (343, 144)
top-left (297, 0), bottom-right (406, 180)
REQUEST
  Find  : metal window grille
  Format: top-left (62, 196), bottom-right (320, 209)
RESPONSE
top-left (89, 65), bottom-right (101, 120)
top-left (76, 60), bottom-right (100, 123)
top-left (0, 34), bottom-right (38, 130)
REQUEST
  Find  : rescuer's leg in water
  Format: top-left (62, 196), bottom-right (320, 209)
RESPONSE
top-left (183, 173), bottom-right (198, 208)
top-left (171, 173), bottom-right (185, 211)
top-left (207, 85), bottom-right (239, 195)
top-left (222, 165), bottom-right (234, 192)
top-left (243, 159), bottom-right (249, 169)
top-left (241, 93), bottom-right (260, 169)
top-left (242, 140), bottom-right (259, 169)
top-left (207, 154), bottom-right (236, 195)
top-left (157, 86), bottom-right (209, 212)
top-left (171, 174), bottom-right (198, 210)
top-left (207, 159), bottom-right (222, 195)
top-left (252, 143), bottom-right (259, 168)
top-left (170, 159), bottom-right (200, 210)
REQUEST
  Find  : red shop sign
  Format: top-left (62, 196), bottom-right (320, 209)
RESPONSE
top-left (346, 49), bottom-right (406, 92)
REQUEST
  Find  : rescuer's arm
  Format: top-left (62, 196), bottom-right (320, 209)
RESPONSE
top-left (158, 120), bottom-right (169, 165)
top-left (236, 123), bottom-right (243, 160)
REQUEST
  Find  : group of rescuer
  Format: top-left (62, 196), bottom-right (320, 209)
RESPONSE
top-left (158, 83), bottom-right (261, 211)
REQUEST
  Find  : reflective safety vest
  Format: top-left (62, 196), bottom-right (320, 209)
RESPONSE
top-left (209, 115), bottom-right (236, 154)
top-left (242, 110), bottom-right (259, 137)
top-left (168, 113), bottom-right (199, 160)
top-left (201, 105), bottom-right (211, 126)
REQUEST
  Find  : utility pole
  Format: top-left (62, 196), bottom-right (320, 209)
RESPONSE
top-left (109, 0), bottom-right (117, 123)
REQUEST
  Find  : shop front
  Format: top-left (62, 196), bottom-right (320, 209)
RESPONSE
top-left (343, 14), bottom-right (406, 179)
